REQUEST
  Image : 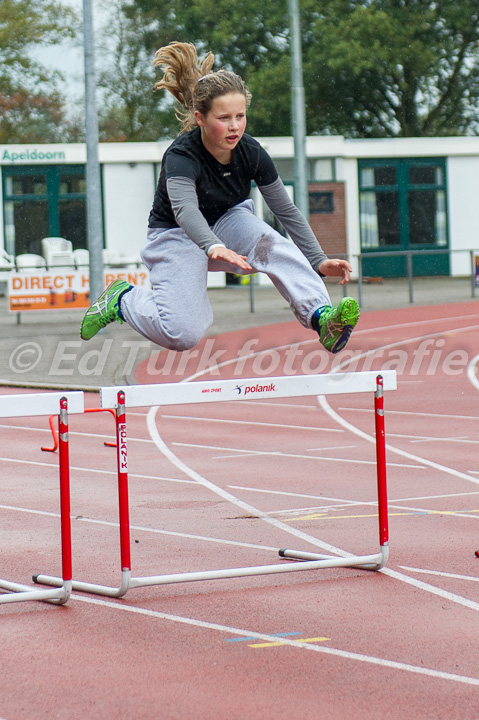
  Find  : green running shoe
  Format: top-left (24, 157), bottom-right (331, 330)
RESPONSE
top-left (80, 279), bottom-right (131, 340)
top-left (313, 297), bottom-right (360, 354)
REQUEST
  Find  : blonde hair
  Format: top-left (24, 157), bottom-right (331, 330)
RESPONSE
top-left (153, 41), bottom-right (252, 133)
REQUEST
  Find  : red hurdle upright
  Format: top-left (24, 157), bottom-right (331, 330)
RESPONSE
top-left (375, 375), bottom-right (389, 552)
top-left (34, 370), bottom-right (396, 599)
top-left (0, 391), bottom-right (84, 605)
top-left (116, 391), bottom-right (132, 594)
top-left (35, 390), bottom-right (132, 598)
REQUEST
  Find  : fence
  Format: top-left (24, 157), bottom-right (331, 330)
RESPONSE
top-left (246, 247), bottom-right (479, 311)
top-left (354, 247), bottom-right (479, 306)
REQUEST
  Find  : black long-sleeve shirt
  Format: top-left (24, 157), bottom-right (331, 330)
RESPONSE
top-left (149, 127), bottom-right (328, 271)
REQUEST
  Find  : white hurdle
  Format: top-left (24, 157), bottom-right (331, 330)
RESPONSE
top-left (35, 371), bottom-right (396, 598)
top-left (0, 391), bottom-right (84, 605)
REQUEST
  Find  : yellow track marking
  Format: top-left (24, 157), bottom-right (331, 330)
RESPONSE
top-left (248, 636), bottom-right (330, 648)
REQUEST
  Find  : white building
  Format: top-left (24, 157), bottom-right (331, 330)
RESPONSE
top-left (1, 135), bottom-right (478, 279)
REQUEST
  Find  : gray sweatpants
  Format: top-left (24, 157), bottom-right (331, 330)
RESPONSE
top-left (121, 199), bottom-right (332, 350)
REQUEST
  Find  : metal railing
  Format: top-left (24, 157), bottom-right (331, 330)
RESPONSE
top-left (354, 247), bottom-right (478, 306)
top-left (246, 247), bottom-right (478, 311)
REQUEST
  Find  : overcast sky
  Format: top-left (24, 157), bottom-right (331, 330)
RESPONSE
top-left (33, 0), bottom-right (106, 104)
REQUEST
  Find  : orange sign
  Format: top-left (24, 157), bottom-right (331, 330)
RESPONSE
top-left (8, 269), bottom-right (149, 312)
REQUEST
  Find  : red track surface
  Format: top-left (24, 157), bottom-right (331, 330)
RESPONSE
top-left (1, 301), bottom-right (479, 719)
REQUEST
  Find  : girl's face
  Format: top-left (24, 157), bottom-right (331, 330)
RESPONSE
top-left (195, 92), bottom-right (247, 164)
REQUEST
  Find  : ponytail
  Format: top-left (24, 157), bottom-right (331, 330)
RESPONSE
top-left (153, 41), bottom-right (251, 133)
top-left (153, 42), bottom-right (215, 133)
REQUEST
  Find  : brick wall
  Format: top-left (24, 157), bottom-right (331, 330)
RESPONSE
top-left (308, 182), bottom-right (347, 257)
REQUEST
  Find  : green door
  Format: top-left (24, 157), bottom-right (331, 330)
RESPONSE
top-left (2, 165), bottom-right (87, 257)
top-left (359, 159), bottom-right (449, 278)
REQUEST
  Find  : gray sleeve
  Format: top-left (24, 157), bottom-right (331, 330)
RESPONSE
top-left (258, 177), bottom-right (328, 272)
top-left (166, 176), bottom-right (226, 254)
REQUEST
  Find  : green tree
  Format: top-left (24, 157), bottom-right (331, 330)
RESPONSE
top-left (0, 85), bottom-right (81, 143)
top-left (0, 0), bottom-right (80, 143)
top-left (121, 0), bottom-right (479, 139)
top-left (96, 1), bottom-right (177, 142)
top-left (124, 0), bottom-right (294, 137)
top-left (303, 0), bottom-right (479, 137)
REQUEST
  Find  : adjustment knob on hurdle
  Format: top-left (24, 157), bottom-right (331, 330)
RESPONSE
top-left (475, 551), bottom-right (479, 558)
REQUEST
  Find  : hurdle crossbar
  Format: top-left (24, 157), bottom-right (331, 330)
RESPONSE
top-left (0, 391), bottom-right (84, 605)
top-left (100, 370), bottom-right (396, 408)
top-left (35, 371), bottom-right (395, 598)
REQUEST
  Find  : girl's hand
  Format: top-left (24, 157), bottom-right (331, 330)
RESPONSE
top-left (318, 258), bottom-right (352, 286)
top-left (208, 246), bottom-right (252, 271)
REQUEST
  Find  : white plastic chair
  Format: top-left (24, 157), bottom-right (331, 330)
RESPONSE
top-left (0, 249), bottom-right (14, 294)
top-left (0, 249), bottom-right (14, 270)
top-left (103, 248), bottom-right (140, 268)
top-left (41, 237), bottom-right (73, 255)
top-left (15, 254), bottom-right (47, 271)
top-left (41, 237), bottom-right (75, 269)
top-left (73, 248), bottom-right (90, 269)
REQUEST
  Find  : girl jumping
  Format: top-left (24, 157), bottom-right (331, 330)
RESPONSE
top-left (80, 41), bottom-right (360, 354)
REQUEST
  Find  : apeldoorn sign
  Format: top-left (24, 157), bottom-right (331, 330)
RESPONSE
top-left (2, 148), bottom-right (67, 163)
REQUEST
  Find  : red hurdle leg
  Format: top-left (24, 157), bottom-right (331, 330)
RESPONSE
top-left (116, 391), bottom-right (131, 574)
top-left (375, 375), bottom-right (389, 548)
top-left (34, 392), bottom-right (131, 597)
top-left (41, 415), bottom-right (59, 453)
top-left (58, 398), bottom-right (73, 596)
top-left (42, 407), bottom-right (117, 453)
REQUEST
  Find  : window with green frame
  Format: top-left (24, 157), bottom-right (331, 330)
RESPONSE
top-left (358, 158), bottom-right (449, 277)
top-left (359, 158), bottom-right (448, 250)
top-left (2, 165), bottom-right (87, 257)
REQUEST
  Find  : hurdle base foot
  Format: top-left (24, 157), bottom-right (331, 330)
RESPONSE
top-left (278, 545), bottom-right (389, 571)
top-left (0, 578), bottom-right (71, 605)
top-left (34, 570), bottom-right (131, 598)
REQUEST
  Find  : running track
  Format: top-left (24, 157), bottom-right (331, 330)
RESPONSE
top-left (0, 300), bottom-right (478, 719)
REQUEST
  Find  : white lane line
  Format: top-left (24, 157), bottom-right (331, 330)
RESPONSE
top-left (390, 434), bottom-right (476, 445)
top-left (72, 594), bottom-right (479, 687)
top-left (267, 504), bottom-right (479, 521)
top-left (147, 409), bottom-right (355, 558)
top-left (213, 452), bottom-right (271, 460)
top-left (0, 504), bottom-right (58, 519)
top-left (226, 485), bottom-right (479, 520)
top-left (171, 441), bottom-right (423, 469)
top-left (160, 414), bottom-right (344, 433)
top-left (226, 486), bottom-right (479, 519)
top-left (330, 323), bottom-right (479, 381)
top-left (0, 504), bottom-right (279, 552)
top-left (228, 486), bottom-right (479, 505)
top-left (0, 456), bottom-right (194, 484)
top-left (142, 320), bottom-right (479, 616)
top-left (338, 408), bottom-right (479, 421)
top-left (183, 317), bottom-right (479, 385)
top-left (179, 317), bottom-right (479, 388)
top-left (400, 567), bottom-right (479, 583)
top-left (318, 396), bottom-right (479, 486)
top-left (355, 315), bottom-right (479, 334)
top-left (305, 445), bottom-right (356, 452)
top-left (147, 408), bottom-right (479, 614)
top-left (382, 567), bottom-right (479, 613)
top-left (0, 424), bottom-right (154, 444)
